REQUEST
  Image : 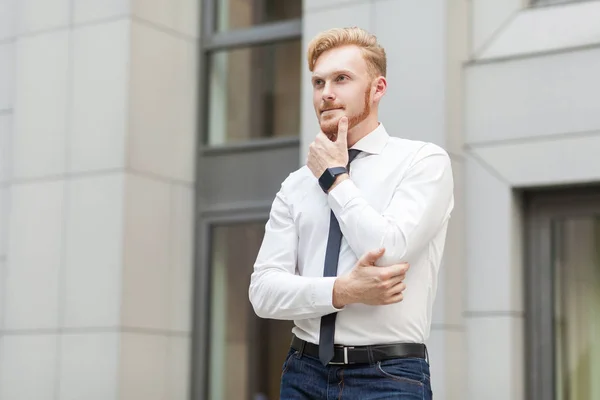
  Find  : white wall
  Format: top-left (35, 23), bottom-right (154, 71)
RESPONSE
top-left (465, 1), bottom-right (600, 399)
top-left (0, 1), bottom-right (198, 399)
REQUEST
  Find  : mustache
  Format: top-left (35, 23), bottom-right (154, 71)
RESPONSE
top-left (320, 103), bottom-right (344, 113)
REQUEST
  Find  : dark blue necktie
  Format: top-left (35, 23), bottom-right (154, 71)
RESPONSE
top-left (318, 149), bottom-right (361, 366)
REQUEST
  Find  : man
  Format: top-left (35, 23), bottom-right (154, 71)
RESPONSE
top-left (249, 26), bottom-right (453, 399)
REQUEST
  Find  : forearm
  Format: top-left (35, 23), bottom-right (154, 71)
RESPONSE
top-left (249, 268), bottom-right (340, 320)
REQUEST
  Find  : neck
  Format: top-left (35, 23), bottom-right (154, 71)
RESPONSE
top-left (347, 114), bottom-right (379, 148)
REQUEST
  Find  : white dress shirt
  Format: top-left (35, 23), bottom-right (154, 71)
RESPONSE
top-left (249, 123), bottom-right (454, 346)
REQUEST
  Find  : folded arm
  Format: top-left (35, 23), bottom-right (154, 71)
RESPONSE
top-left (328, 145), bottom-right (454, 266)
top-left (249, 189), bottom-right (340, 320)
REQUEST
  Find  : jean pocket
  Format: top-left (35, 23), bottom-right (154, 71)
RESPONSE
top-left (281, 350), bottom-right (298, 376)
top-left (376, 361), bottom-right (425, 387)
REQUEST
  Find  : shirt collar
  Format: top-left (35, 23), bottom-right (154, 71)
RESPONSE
top-left (349, 123), bottom-right (389, 155)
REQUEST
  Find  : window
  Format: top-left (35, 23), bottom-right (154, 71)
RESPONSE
top-left (207, 40), bottom-right (301, 145)
top-left (201, 0), bottom-right (302, 146)
top-left (552, 218), bottom-right (600, 400)
top-left (526, 190), bottom-right (600, 400)
top-left (216, 0), bottom-right (301, 32)
top-left (207, 222), bottom-right (294, 400)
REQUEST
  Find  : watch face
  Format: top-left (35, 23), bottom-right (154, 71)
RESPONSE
top-left (319, 167), bottom-right (346, 192)
top-left (319, 169), bottom-right (335, 192)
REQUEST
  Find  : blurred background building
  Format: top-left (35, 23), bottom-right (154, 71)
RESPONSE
top-left (0, 0), bottom-right (599, 399)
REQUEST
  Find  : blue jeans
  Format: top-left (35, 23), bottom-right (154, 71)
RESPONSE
top-left (280, 348), bottom-right (433, 399)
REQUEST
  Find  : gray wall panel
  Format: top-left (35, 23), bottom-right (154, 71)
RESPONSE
top-left (198, 145), bottom-right (301, 210)
top-left (466, 47), bottom-right (600, 144)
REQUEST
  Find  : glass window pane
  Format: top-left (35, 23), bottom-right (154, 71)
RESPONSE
top-left (207, 40), bottom-right (301, 146)
top-left (208, 222), bottom-right (295, 400)
top-left (553, 217), bottom-right (600, 400)
top-left (216, 0), bottom-right (301, 32)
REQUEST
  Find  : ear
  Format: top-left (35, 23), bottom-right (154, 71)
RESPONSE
top-left (373, 76), bottom-right (387, 102)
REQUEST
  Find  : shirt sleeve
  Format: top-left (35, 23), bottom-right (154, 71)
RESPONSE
top-left (249, 186), bottom-right (342, 320)
top-left (327, 144), bottom-right (454, 266)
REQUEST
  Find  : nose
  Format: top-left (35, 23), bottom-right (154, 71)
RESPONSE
top-left (321, 83), bottom-right (335, 102)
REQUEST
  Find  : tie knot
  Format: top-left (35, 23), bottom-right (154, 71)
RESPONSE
top-left (348, 149), bottom-right (361, 164)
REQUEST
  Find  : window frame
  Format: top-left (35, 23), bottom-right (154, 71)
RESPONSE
top-left (525, 186), bottom-right (600, 400)
top-left (530, 0), bottom-right (594, 7)
top-left (198, 0), bottom-right (302, 152)
top-left (191, 205), bottom-right (271, 400)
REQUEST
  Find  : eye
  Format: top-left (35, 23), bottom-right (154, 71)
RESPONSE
top-left (313, 79), bottom-right (324, 87)
top-left (336, 75), bottom-right (348, 82)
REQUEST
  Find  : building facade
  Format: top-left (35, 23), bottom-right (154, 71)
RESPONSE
top-left (0, 0), bottom-right (599, 399)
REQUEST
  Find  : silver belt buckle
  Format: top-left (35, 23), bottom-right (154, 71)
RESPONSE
top-left (329, 346), bottom-right (352, 365)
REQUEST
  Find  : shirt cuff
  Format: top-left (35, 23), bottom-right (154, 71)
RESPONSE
top-left (312, 277), bottom-right (344, 312)
top-left (328, 178), bottom-right (361, 217)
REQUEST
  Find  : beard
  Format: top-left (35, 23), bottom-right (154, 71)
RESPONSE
top-left (319, 85), bottom-right (372, 140)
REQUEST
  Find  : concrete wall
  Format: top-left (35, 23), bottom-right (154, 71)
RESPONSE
top-left (466, 1), bottom-right (600, 399)
top-left (0, 1), bottom-right (198, 399)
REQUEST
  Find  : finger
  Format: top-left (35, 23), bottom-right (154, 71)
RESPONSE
top-left (390, 281), bottom-right (407, 294)
top-left (385, 292), bottom-right (404, 305)
top-left (315, 132), bottom-right (325, 145)
top-left (387, 262), bottom-right (410, 277)
top-left (336, 117), bottom-right (348, 147)
top-left (317, 133), bottom-right (335, 150)
top-left (385, 275), bottom-right (405, 288)
top-left (315, 136), bottom-right (331, 153)
top-left (316, 131), bottom-right (329, 142)
top-left (358, 248), bottom-right (385, 266)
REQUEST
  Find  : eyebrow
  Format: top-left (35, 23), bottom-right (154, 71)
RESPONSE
top-left (311, 69), bottom-right (355, 81)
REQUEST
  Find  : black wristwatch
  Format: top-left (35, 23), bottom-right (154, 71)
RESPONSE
top-left (318, 167), bottom-right (348, 193)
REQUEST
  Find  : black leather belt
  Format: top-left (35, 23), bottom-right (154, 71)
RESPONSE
top-left (291, 335), bottom-right (427, 365)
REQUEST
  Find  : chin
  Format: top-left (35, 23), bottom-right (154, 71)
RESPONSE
top-left (319, 120), bottom-right (338, 136)
top-left (319, 114), bottom-right (342, 134)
